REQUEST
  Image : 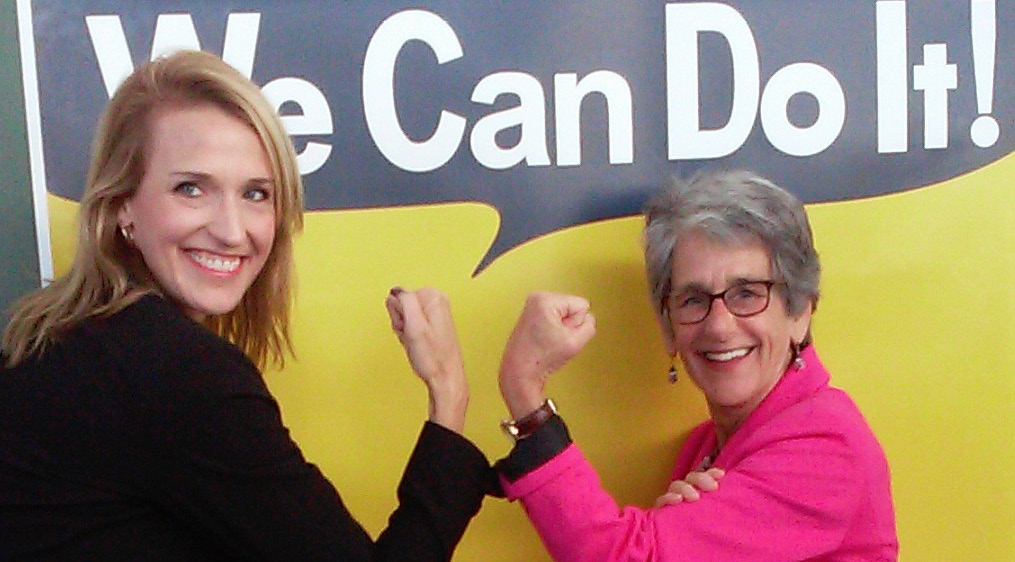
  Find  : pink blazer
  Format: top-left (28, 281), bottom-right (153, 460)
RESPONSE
top-left (502, 346), bottom-right (898, 561)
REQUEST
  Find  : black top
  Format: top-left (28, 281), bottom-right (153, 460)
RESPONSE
top-left (0, 295), bottom-right (493, 561)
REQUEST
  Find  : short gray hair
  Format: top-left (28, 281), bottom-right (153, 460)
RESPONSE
top-left (643, 170), bottom-right (820, 323)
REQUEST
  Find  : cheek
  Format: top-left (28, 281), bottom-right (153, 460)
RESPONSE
top-left (254, 221), bottom-right (278, 262)
top-left (755, 319), bottom-right (794, 355)
top-left (132, 214), bottom-right (185, 252)
top-left (250, 211), bottom-right (277, 250)
top-left (672, 327), bottom-right (699, 357)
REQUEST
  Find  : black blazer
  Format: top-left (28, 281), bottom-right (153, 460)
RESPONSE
top-left (0, 295), bottom-right (492, 561)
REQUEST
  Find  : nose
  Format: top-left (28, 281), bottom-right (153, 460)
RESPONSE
top-left (207, 194), bottom-right (247, 247)
top-left (700, 297), bottom-right (738, 337)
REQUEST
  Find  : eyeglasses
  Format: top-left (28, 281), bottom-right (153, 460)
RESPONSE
top-left (664, 281), bottom-right (778, 325)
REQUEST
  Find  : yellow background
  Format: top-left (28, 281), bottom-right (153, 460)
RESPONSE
top-left (47, 153), bottom-right (1015, 561)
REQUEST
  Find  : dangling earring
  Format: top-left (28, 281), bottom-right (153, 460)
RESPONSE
top-left (119, 224), bottom-right (134, 244)
top-left (667, 357), bottom-right (678, 384)
top-left (791, 341), bottom-right (805, 370)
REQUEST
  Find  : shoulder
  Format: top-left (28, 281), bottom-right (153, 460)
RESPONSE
top-left (743, 383), bottom-right (889, 479)
top-left (100, 295), bottom-right (239, 358)
top-left (82, 295), bottom-right (263, 391)
top-left (745, 350), bottom-right (885, 455)
top-left (790, 386), bottom-right (882, 446)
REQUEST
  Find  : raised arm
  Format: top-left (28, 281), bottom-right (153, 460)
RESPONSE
top-left (385, 287), bottom-right (469, 434)
top-left (503, 426), bottom-right (866, 562)
top-left (497, 292), bottom-right (596, 420)
top-left (134, 291), bottom-right (489, 562)
top-left (493, 295), bottom-right (877, 562)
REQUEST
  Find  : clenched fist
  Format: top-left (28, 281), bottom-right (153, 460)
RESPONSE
top-left (386, 287), bottom-right (468, 433)
top-left (498, 293), bottom-right (596, 419)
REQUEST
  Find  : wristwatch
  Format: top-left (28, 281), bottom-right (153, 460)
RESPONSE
top-left (500, 399), bottom-right (557, 441)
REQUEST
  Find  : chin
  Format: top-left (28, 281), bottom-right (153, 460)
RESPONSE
top-left (180, 295), bottom-right (245, 320)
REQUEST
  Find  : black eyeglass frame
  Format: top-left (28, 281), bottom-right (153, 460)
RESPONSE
top-left (662, 280), bottom-right (781, 325)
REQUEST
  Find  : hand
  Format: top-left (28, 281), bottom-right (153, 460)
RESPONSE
top-left (498, 293), bottom-right (596, 419)
top-left (653, 468), bottom-right (725, 507)
top-left (385, 287), bottom-right (468, 433)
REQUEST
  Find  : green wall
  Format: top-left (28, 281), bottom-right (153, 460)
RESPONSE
top-left (1, 0), bottom-right (40, 320)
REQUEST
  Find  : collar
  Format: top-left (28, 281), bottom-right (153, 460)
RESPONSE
top-left (706, 345), bottom-right (830, 465)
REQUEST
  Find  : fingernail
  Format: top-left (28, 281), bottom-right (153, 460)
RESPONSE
top-left (389, 286), bottom-right (404, 296)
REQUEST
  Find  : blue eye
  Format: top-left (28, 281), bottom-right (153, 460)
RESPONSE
top-left (174, 182), bottom-right (202, 197)
top-left (244, 188), bottom-right (271, 202)
top-left (244, 179), bottom-right (274, 203)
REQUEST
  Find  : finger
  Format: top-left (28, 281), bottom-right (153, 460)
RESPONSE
top-left (684, 471), bottom-right (719, 492)
top-left (574, 310), bottom-right (596, 340)
top-left (415, 289), bottom-right (454, 332)
top-left (676, 482), bottom-right (701, 501)
top-left (665, 479), bottom-right (702, 501)
top-left (385, 289), bottom-right (406, 334)
top-left (653, 492), bottom-right (684, 508)
top-left (558, 296), bottom-right (592, 326)
top-left (395, 291), bottom-right (429, 342)
top-left (563, 310), bottom-right (596, 354)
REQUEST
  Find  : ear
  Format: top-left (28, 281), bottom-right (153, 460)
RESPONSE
top-left (789, 300), bottom-right (814, 345)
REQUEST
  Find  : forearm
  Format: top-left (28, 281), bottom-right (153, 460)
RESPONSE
top-left (502, 439), bottom-right (659, 562)
top-left (375, 422), bottom-right (493, 561)
top-left (499, 420), bottom-right (869, 562)
top-left (498, 417), bottom-right (658, 562)
top-left (426, 379), bottom-right (469, 434)
top-left (498, 350), bottom-right (550, 420)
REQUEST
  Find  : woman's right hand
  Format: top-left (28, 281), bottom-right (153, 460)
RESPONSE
top-left (498, 293), bottom-right (596, 420)
top-left (653, 468), bottom-right (726, 507)
top-left (385, 288), bottom-right (468, 434)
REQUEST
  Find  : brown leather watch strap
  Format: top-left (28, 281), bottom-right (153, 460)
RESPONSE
top-left (501, 399), bottom-right (557, 441)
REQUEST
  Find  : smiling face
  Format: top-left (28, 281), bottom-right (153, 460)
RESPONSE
top-left (117, 102), bottom-right (276, 321)
top-left (667, 230), bottom-right (811, 438)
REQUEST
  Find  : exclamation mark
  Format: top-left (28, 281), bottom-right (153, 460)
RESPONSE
top-left (970, 0), bottom-right (1000, 147)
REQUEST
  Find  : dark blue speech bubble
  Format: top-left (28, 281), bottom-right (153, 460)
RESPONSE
top-left (28, 0), bottom-right (1015, 273)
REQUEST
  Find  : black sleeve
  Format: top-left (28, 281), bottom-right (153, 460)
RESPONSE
top-left (375, 422), bottom-right (493, 561)
top-left (493, 415), bottom-right (572, 483)
top-left (124, 299), bottom-right (492, 561)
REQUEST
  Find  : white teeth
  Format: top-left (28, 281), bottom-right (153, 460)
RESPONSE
top-left (188, 251), bottom-right (240, 273)
top-left (704, 348), bottom-right (750, 362)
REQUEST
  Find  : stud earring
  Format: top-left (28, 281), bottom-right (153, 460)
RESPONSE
top-left (119, 224), bottom-right (134, 244)
top-left (667, 358), bottom-right (678, 384)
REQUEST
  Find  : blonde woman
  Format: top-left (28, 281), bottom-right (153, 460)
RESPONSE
top-left (0, 50), bottom-right (490, 561)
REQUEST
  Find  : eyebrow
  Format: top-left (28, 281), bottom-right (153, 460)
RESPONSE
top-left (169, 171), bottom-right (212, 180)
top-left (245, 177), bottom-right (275, 189)
top-left (169, 171), bottom-right (274, 186)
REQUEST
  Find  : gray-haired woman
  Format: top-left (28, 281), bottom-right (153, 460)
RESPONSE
top-left (492, 170), bottom-right (899, 561)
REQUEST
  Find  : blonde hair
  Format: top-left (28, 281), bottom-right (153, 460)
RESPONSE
top-left (3, 50), bottom-right (304, 369)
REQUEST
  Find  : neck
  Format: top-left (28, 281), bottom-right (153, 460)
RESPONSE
top-left (710, 409), bottom-right (744, 449)
top-left (710, 352), bottom-right (795, 448)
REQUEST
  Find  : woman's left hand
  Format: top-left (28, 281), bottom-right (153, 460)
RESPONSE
top-left (385, 287), bottom-right (468, 434)
top-left (653, 468), bottom-right (726, 507)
